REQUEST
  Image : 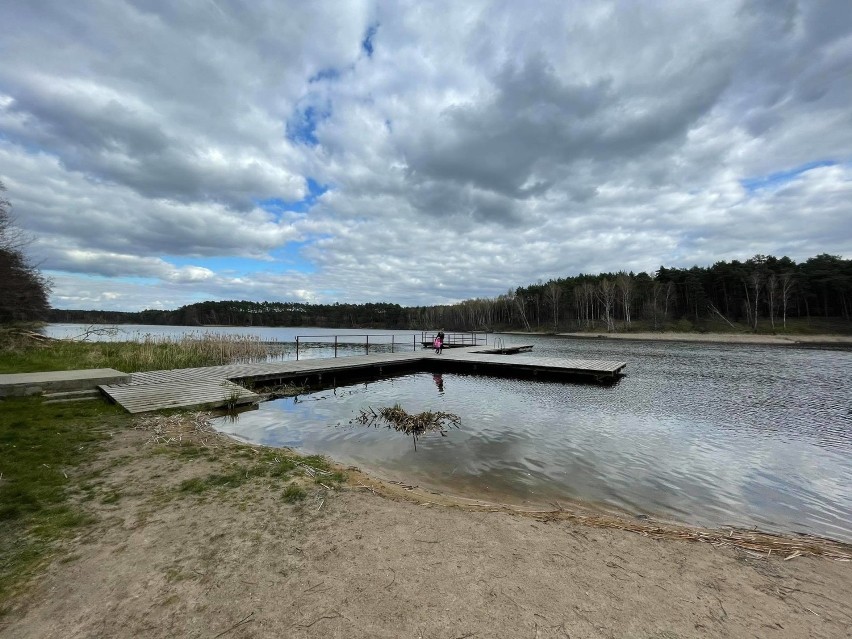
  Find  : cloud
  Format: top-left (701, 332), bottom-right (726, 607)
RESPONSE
top-left (0, 0), bottom-right (849, 311)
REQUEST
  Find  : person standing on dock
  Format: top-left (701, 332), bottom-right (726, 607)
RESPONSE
top-left (434, 334), bottom-right (443, 354)
top-left (436, 329), bottom-right (445, 354)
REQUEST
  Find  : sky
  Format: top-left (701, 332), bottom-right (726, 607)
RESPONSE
top-left (0, 0), bottom-right (850, 312)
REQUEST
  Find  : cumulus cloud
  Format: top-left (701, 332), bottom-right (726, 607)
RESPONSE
top-left (0, 0), bottom-right (849, 311)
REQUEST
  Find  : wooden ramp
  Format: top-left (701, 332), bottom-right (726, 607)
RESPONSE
top-left (101, 379), bottom-right (259, 414)
top-left (99, 347), bottom-right (626, 414)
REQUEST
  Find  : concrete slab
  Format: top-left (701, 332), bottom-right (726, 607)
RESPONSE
top-left (0, 369), bottom-right (131, 397)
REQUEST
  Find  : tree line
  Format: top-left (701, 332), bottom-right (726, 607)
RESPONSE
top-left (2, 180), bottom-right (849, 333)
top-left (405, 254), bottom-right (852, 333)
top-left (48, 253), bottom-right (851, 333)
top-left (49, 300), bottom-right (408, 329)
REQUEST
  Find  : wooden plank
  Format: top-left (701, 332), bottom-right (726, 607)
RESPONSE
top-left (101, 379), bottom-right (259, 414)
top-left (101, 347), bottom-right (626, 413)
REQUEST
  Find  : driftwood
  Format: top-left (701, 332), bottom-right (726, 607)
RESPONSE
top-left (707, 302), bottom-right (737, 329)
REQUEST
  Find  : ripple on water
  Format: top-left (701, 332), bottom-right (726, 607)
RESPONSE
top-left (213, 340), bottom-right (852, 542)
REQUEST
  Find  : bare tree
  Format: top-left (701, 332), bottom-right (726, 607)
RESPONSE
top-left (779, 272), bottom-right (795, 328)
top-left (597, 278), bottom-right (616, 332)
top-left (649, 281), bottom-right (662, 330)
top-left (615, 272), bottom-right (632, 324)
top-left (767, 274), bottom-right (778, 329)
top-left (748, 270), bottom-right (762, 331)
top-left (574, 282), bottom-right (596, 329)
top-left (663, 281), bottom-right (674, 323)
top-left (0, 180), bottom-right (52, 323)
top-left (546, 281), bottom-right (561, 332)
top-left (0, 181), bottom-right (25, 251)
top-left (514, 294), bottom-right (532, 332)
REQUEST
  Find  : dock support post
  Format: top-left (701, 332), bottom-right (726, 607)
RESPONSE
top-left (366, 335), bottom-right (370, 355)
top-left (334, 336), bottom-right (338, 358)
top-left (296, 336), bottom-right (299, 361)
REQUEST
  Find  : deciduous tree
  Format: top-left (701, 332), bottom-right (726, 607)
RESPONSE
top-left (0, 181), bottom-right (51, 323)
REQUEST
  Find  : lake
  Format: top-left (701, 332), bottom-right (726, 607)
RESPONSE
top-left (44, 324), bottom-right (852, 542)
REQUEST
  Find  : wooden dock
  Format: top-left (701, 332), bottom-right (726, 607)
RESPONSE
top-left (96, 347), bottom-right (626, 414)
top-left (0, 368), bottom-right (130, 397)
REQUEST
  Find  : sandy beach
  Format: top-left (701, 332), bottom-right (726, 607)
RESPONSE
top-left (1, 415), bottom-right (850, 639)
top-left (557, 332), bottom-right (852, 346)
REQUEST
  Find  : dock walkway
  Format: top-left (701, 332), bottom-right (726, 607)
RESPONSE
top-left (100, 351), bottom-right (427, 413)
top-left (2, 347), bottom-right (626, 414)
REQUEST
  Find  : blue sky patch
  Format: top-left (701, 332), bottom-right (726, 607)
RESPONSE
top-left (270, 241), bottom-right (316, 274)
top-left (286, 105), bottom-right (329, 146)
top-left (362, 23), bottom-right (378, 57)
top-left (164, 243), bottom-right (316, 276)
top-left (164, 256), bottom-right (261, 274)
top-left (741, 160), bottom-right (837, 193)
top-left (257, 178), bottom-right (328, 215)
top-left (309, 67), bottom-right (340, 83)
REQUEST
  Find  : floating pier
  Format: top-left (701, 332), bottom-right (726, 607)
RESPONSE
top-left (96, 346), bottom-right (625, 413)
top-left (1, 346), bottom-right (627, 414)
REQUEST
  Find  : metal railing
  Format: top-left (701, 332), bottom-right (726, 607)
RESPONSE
top-left (420, 331), bottom-right (487, 348)
top-left (294, 332), bottom-right (490, 359)
top-left (294, 334), bottom-right (419, 360)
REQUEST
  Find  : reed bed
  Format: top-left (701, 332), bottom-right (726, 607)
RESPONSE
top-left (96, 332), bottom-right (277, 371)
top-left (0, 329), bottom-right (284, 373)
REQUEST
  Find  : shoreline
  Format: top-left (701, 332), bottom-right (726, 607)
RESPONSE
top-left (2, 414), bottom-right (851, 638)
top-left (529, 331), bottom-right (852, 346)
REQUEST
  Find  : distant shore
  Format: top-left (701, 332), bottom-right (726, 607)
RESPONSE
top-left (553, 331), bottom-right (852, 346)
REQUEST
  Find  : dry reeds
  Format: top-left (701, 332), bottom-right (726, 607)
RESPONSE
top-left (72, 332), bottom-right (281, 372)
top-left (106, 332), bottom-right (278, 371)
top-left (2, 328), bottom-right (286, 373)
top-left (355, 403), bottom-right (461, 450)
top-left (135, 411), bottom-right (230, 448)
top-left (529, 509), bottom-right (852, 561)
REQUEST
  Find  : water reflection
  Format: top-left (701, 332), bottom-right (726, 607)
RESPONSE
top-left (432, 373), bottom-right (444, 394)
top-left (214, 336), bottom-right (852, 543)
top-left (44, 322), bottom-right (851, 539)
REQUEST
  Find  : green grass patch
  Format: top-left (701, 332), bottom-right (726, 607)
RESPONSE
top-left (268, 457), bottom-right (297, 478)
top-left (0, 395), bottom-right (128, 607)
top-left (173, 450), bottom-right (345, 498)
top-left (282, 483), bottom-right (306, 503)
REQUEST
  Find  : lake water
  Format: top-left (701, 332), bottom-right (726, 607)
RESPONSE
top-left (45, 324), bottom-right (852, 541)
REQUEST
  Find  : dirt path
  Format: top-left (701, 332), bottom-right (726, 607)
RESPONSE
top-left (1, 418), bottom-right (850, 639)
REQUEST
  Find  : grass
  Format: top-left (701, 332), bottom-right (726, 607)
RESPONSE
top-left (0, 396), bottom-right (129, 607)
top-left (282, 483), bottom-right (307, 503)
top-left (173, 448), bottom-right (346, 496)
top-left (0, 329), bottom-right (344, 617)
top-left (0, 328), bottom-right (278, 374)
top-left (0, 399), bottom-right (350, 615)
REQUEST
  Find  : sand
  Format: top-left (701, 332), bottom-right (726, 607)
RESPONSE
top-left (557, 332), bottom-right (852, 346)
top-left (1, 418), bottom-right (850, 639)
